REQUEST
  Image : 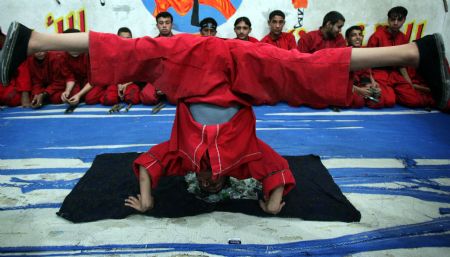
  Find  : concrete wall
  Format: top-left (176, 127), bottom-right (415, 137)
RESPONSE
top-left (1, 0), bottom-right (449, 58)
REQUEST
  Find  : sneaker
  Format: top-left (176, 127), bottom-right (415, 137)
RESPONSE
top-left (0, 22), bottom-right (32, 85)
top-left (415, 33), bottom-right (450, 109)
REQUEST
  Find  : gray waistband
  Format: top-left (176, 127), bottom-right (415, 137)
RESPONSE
top-left (189, 103), bottom-right (241, 125)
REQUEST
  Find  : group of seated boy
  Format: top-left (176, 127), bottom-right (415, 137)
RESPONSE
top-left (0, 6), bottom-right (448, 111)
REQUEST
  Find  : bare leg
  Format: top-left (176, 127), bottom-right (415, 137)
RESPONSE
top-left (350, 43), bottom-right (419, 71)
top-left (28, 31), bottom-right (89, 54)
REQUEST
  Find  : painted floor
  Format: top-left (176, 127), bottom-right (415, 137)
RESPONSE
top-left (0, 104), bottom-right (449, 256)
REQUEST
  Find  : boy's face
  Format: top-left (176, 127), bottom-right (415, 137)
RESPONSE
top-left (156, 17), bottom-right (173, 36)
top-left (118, 32), bottom-right (132, 39)
top-left (347, 29), bottom-right (363, 47)
top-left (268, 15), bottom-right (285, 36)
top-left (324, 20), bottom-right (344, 39)
top-left (388, 15), bottom-right (405, 33)
top-left (234, 21), bottom-right (251, 40)
top-left (196, 169), bottom-right (226, 193)
top-left (200, 27), bottom-right (217, 37)
top-left (34, 51), bottom-right (47, 60)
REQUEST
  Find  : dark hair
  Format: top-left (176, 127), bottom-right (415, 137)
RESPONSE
top-left (345, 25), bottom-right (363, 39)
top-left (388, 6), bottom-right (408, 19)
top-left (322, 11), bottom-right (345, 27)
top-left (269, 10), bottom-right (285, 21)
top-left (234, 16), bottom-right (252, 28)
top-left (199, 17), bottom-right (217, 30)
top-left (117, 27), bottom-right (132, 37)
top-left (156, 11), bottom-right (173, 23)
top-left (63, 28), bottom-right (80, 33)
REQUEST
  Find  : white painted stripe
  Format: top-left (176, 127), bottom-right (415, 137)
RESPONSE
top-left (256, 119), bottom-right (361, 123)
top-left (265, 110), bottom-right (439, 116)
top-left (3, 114), bottom-right (175, 119)
top-left (414, 159), bottom-right (450, 165)
top-left (0, 172), bottom-right (83, 183)
top-left (322, 158), bottom-right (405, 169)
top-left (256, 128), bottom-right (312, 131)
top-left (41, 144), bottom-right (155, 150)
top-left (325, 127), bottom-right (364, 130)
top-left (256, 127), bottom-right (363, 130)
top-left (0, 159), bottom-right (91, 170)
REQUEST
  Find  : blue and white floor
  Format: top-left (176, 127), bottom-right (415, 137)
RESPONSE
top-left (0, 104), bottom-right (449, 256)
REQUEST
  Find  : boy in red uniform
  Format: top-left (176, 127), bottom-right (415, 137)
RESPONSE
top-left (1, 22), bottom-right (449, 214)
top-left (261, 10), bottom-right (297, 50)
top-left (346, 25), bottom-right (395, 109)
top-left (367, 6), bottom-right (442, 109)
top-left (297, 11), bottom-right (347, 54)
top-left (234, 17), bottom-right (259, 42)
top-left (139, 12), bottom-right (175, 105)
top-left (27, 51), bottom-right (73, 108)
top-left (60, 29), bottom-right (92, 108)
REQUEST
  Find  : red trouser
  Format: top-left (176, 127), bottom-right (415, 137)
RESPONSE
top-left (140, 83), bottom-right (159, 105)
top-left (0, 86), bottom-right (22, 106)
top-left (88, 32), bottom-right (353, 196)
top-left (372, 69), bottom-right (433, 108)
top-left (100, 83), bottom-right (141, 105)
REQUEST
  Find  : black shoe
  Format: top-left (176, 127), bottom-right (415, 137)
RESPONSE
top-left (415, 33), bottom-right (450, 109)
top-left (0, 22), bottom-right (32, 85)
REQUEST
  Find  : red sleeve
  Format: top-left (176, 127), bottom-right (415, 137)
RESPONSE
top-left (336, 34), bottom-right (347, 47)
top-left (287, 33), bottom-right (297, 50)
top-left (260, 35), bottom-right (270, 44)
top-left (297, 32), bottom-right (311, 53)
top-left (15, 62), bottom-right (31, 92)
top-left (367, 32), bottom-right (379, 47)
top-left (133, 142), bottom-right (188, 189)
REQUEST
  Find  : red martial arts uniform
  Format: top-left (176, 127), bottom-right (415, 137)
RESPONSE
top-left (235, 36), bottom-right (259, 43)
top-left (88, 33), bottom-right (353, 198)
top-left (368, 26), bottom-right (435, 108)
top-left (140, 82), bottom-right (159, 105)
top-left (64, 52), bottom-right (90, 87)
top-left (27, 52), bottom-right (73, 104)
top-left (297, 29), bottom-right (346, 53)
top-left (261, 32), bottom-right (297, 50)
top-left (351, 68), bottom-right (396, 109)
top-left (0, 62), bottom-right (31, 107)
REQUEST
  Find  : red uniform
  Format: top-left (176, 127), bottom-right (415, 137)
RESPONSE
top-left (235, 36), bottom-right (259, 43)
top-left (261, 32), bottom-right (297, 50)
top-left (64, 52), bottom-right (90, 87)
top-left (0, 62), bottom-right (31, 106)
top-left (368, 26), bottom-right (434, 108)
top-left (27, 52), bottom-right (74, 104)
top-left (99, 83), bottom-right (141, 105)
top-left (88, 32), bottom-right (353, 197)
top-left (140, 82), bottom-right (159, 105)
top-left (297, 29), bottom-right (346, 53)
top-left (351, 68), bottom-right (396, 109)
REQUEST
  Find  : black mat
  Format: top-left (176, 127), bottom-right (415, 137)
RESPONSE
top-left (57, 152), bottom-right (361, 223)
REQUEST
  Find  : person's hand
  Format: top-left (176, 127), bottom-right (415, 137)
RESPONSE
top-left (354, 85), bottom-right (371, 98)
top-left (30, 94), bottom-right (44, 109)
top-left (68, 94), bottom-right (80, 105)
top-left (61, 91), bottom-right (70, 103)
top-left (412, 83), bottom-right (431, 93)
top-left (259, 198), bottom-right (285, 215)
top-left (124, 194), bottom-right (154, 212)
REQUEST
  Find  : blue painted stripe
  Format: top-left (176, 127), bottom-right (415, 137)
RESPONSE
top-left (439, 208), bottom-right (450, 215)
top-left (1, 218), bottom-right (449, 256)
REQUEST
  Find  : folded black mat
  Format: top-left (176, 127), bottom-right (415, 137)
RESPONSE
top-left (57, 152), bottom-right (361, 223)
